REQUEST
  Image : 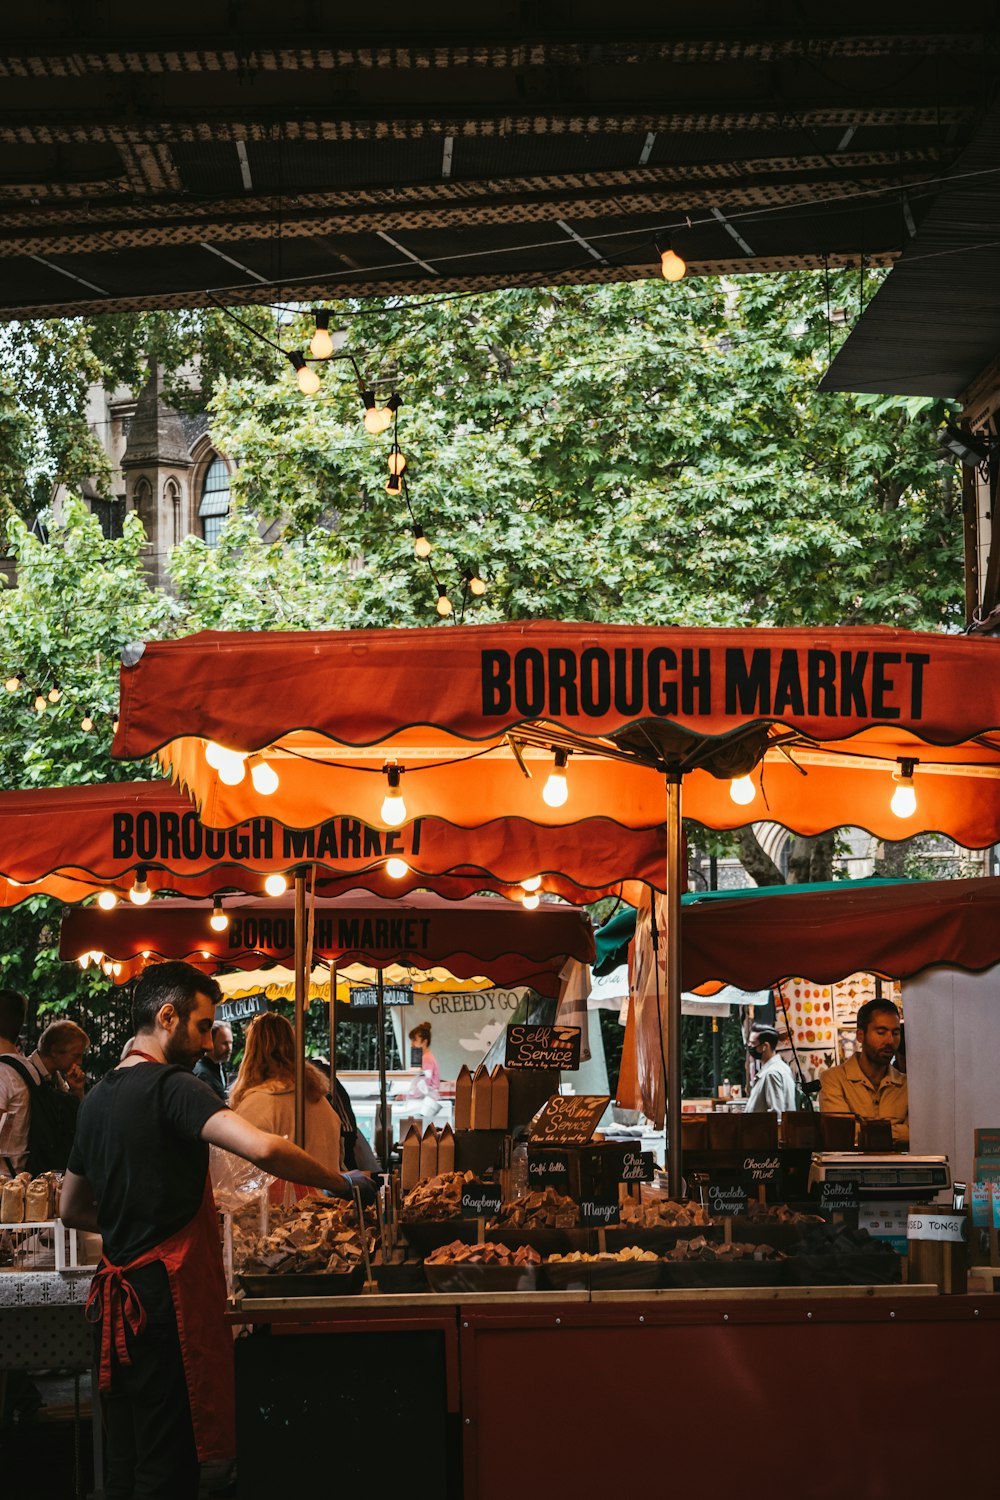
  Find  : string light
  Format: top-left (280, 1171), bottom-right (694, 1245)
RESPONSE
top-left (288, 351), bottom-right (322, 396)
top-left (542, 749), bottom-right (570, 808)
top-left (129, 869), bottom-right (151, 906)
top-left (386, 472), bottom-right (403, 496)
top-left (309, 310), bottom-right (334, 360)
top-left (890, 758), bottom-right (918, 819)
top-left (522, 892), bottom-right (540, 910)
top-left (381, 765), bottom-right (407, 826)
top-left (47, 686), bottom-right (61, 703)
top-left (520, 875), bottom-right (542, 892)
top-left (729, 775), bottom-right (756, 806)
top-left (385, 858), bottom-right (409, 879)
top-left (413, 526), bottom-right (432, 560)
top-left (97, 890), bottom-right (118, 910)
top-left (388, 449), bottom-right (407, 476)
top-left (362, 391), bottom-right (393, 434)
top-left (33, 693), bottom-right (46, 713)
top-left (4, 674), bottom-right (20, 693)
top-left (264, 873), bottom-right (287, 897)
top-left (206, 741), bottom-right (248, 785)
top-left (657, 236), bottom-right (687, 282)
top-left (80, 714), bottom-right (94, 732)
top-left (249, 757), bottom-right (279, 795)
top-left (210, 898), bottom-right (230, 932)
top-left (468, 570), bottom-right (487, 597)
top-left (435, 584), bottom-right (453, 618)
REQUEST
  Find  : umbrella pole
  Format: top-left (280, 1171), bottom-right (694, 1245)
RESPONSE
top-left (377, 968), bottom-right (389, 1172)
top-left (329, 960), bottom-right (337, 1091)
top-left (666, 773), bottom-right (684, 1198)
top-left (294, 871), bottom-right (306, 1148)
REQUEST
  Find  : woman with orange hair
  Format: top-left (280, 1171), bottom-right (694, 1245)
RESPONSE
top-left (230, 1012), bottom-right (342, 1197)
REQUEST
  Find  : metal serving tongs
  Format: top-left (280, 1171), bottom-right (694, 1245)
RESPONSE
top-left (352, 1181), bottom-right (378, 1294)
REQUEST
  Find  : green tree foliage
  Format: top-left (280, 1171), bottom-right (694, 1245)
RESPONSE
top-left (193, 272), bottom-right (961, 631)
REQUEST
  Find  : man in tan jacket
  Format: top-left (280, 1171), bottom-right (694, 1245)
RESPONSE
top-left (819, 999), bottom-right (908, 1146)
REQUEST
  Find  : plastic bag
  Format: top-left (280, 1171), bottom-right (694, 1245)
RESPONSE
top-left (209, 1145), bottom-right (274, 1214)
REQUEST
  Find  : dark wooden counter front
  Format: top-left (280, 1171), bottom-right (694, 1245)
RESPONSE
top-left (229, 1289), bottom-right (999, 1500)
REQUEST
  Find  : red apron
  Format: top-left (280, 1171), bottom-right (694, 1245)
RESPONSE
top-left (86, 1174), bottom-right (235, 1463)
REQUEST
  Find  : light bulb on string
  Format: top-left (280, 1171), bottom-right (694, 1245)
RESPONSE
top-left (729, 775), bottom-right (756, 806)
top-left (33, 694), bottom-right (46, 713)
top-left (362, 397), bottom-right (393, 434)
top-left (388, 449), bottom-right (407, 476)
top-left (386, 473), bottom-right (402, 496)
top-left (249, 757), bottom-right (279, 795)
top-left (520, 875), bottom-right (542, 892)
top-left (657, 237), bottom-right (687, 282)
top-left (81, 714), bottom-right (94, 732)
top-left (542, 749), bottom-right (570, 808)
top-left (264, 873), bottom-right (287, 897)
top-left (413, 526), bottom-right (432, 560)
top-left (206, 741), bottom-right (247, 785)
top-left (129, 869), bottom-right (151, 906)
top-left (97, 890), bottom-right (118, 910)
top-left (522, 892), bottom-right (540, 910)
top-left (210, 898), bottom-right (230, 933)
top-left (385, 858), bottom-right (409, 880)
top-left (468, 571), bottom-right (487, 597)
top-left (890, 759), bottom-right (918, 819)
top-left (435, 585), bottom-right (453, 618)
top-left (4, 674), bottom-right (20, 693)
top-left (287, 351), bottom-right (321, 396)
top-left (48, 686), bottom-right (61, 703)
top-left (381, 765), bottom-right (407, 827)
top-left (309, 310), bottom-right (334, 361)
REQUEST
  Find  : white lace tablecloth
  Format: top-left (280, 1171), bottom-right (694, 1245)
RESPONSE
top-left (0, 1270), bottom-right (93, 1307)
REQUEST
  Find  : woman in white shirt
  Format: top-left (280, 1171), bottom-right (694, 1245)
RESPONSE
top-left (230, 1012), bottom-right (341, 1197)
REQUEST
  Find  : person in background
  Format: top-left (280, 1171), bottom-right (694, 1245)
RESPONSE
top-left (407, 1021), bottom-right (440, 1099)
top-left (0, 988), bottom-right (28, 1177)
top-left (744, 1025), bottom-right (797, 1115)
top-left (819, 998), bottom-right (909, 1145)
top-left (230, 1013), bottom-right (374, 1198)
top-left (194, 1021), bottom-right (233, 1099)
top-left (60, 961), bottom-right (353, 1500)
top-left (0, 1017), bottom-right (89, 1175)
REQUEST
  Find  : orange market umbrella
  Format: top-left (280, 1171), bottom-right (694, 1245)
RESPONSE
top-left (0, 781), bottom-right (665, 908)
top-left (112, 621), bottom-right (1000, 1188)
top-left (60, 889), bottom-right (595, 1167)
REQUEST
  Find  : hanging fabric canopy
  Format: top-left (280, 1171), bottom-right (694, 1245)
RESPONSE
top-left (59, 889), bottom-right (594, 998)
top-left (114, 623), bottom-right (1000, 843)
top-left (0, 781), bottom-right (665, 908)
top-left (598, 877), bottom-right (1000, 992)
top-left (215, 964), bottom-right (495, 1004)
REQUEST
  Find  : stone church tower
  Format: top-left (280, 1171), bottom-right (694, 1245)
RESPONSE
top-left (118, 370), bottom-right (225, 585)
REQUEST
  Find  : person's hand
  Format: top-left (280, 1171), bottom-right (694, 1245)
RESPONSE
top-left (344, 1170), bottom-right (379, 1206)
top-left (63, 1063), bottom-right (86, 1100)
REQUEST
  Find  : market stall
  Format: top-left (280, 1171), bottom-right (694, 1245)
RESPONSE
top-left (98, 622), bottom-right (1000, 1499)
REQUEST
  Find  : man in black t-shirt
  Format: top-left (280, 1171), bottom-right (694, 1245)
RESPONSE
top-left (61, 961), bottom-right (351, 1500)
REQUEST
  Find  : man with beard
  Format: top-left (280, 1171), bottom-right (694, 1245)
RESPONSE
top-left (60, 961), bottom-right (355, 1500)
top-left (819, 998), bottom-right (909, 1146)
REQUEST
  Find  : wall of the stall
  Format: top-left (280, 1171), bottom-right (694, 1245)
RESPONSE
top-left (904, 962), bottom-right (1000, 1186)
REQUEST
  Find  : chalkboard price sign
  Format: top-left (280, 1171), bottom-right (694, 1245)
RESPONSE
top-left (741, 1154), bottom-right (783, 1197)
top-left (820, 1179), bottom-right (861, 1212)
top-left (527, 1149), bottom-right (571, 1191)
top-left (580, 1198), bottom-right (621, 1227)
top-left (528, 1095), bottom-right (609, 1147)
top-left (460, 1180), bottom-right (502, 1219)
top-left (505, 1024), bottom-right (582, 1071)
top-left (620, 1150), bottom-right (655, 1183)
top-left (707, 1182), bottom-right (748, 1217)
